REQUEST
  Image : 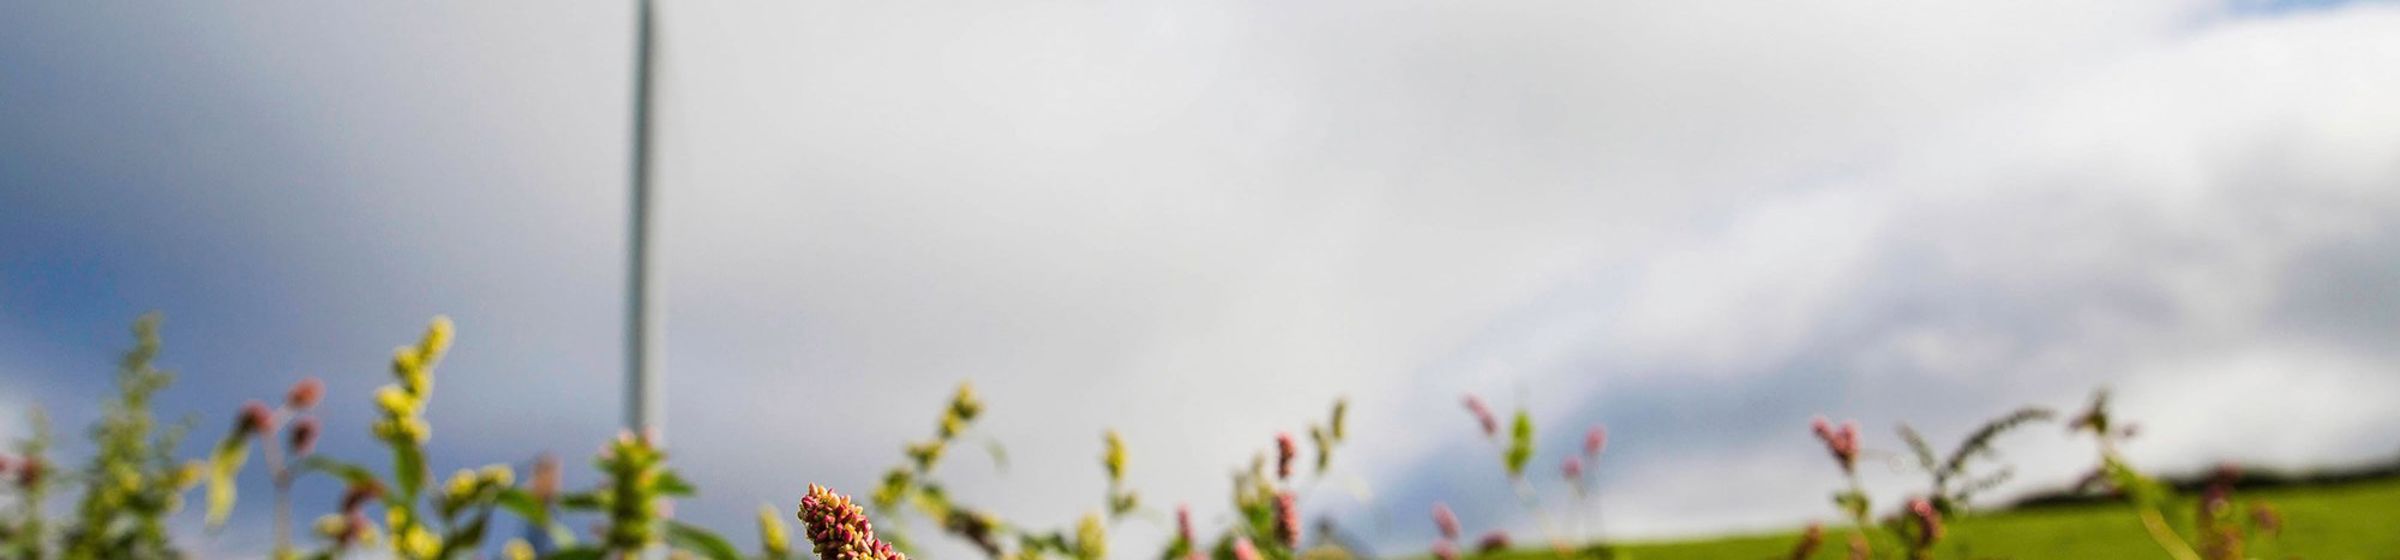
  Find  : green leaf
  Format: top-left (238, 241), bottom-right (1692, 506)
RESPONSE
top-left (656, 470), bottom-right (698, 497)
top-left (544, 546), bottom-right (607, 560)
top-left (1504, 409), bottom-right (1535, 478)
top-left (668, 521), bottom-right (743, 560)
top-left (559, 490), bottom-right (607, 511)
top-left (204, 435), bottom-right (252, 531)
top-left (1897, 424), bottom-right (1938, 474)
top-left (436, 509), bottom-right (493, 560)
top-left (304, 456), bottom-right (386, 488)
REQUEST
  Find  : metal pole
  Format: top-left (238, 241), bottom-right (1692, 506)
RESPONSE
top-left (626, 0), bottom-right (663, 442)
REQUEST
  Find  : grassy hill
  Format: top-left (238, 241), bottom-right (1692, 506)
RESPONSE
top-left (1481, 477), bottom-right (2400, 559)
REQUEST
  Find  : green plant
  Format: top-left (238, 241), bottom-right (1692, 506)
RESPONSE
top-left (1895, 407), bottom-right (2052, 517)
top-left (60, 313), bottom-right (205, 560)
top-left (1, 409), bottom-right (59, 559)
top-left (865, 382), bottom-right (1136, 560)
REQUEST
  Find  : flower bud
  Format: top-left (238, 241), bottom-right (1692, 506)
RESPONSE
top-left (1431, 502), bottom-right (1460, 541)
top-left (1476, 531), bottom-right (1511, 553)
top-left (287, 377), bottom-right (325, 411)
top-left (1273, 491), bottom-right (1301, 549)
top-left (1275, 432), bottom-right (1298, 481)
top-left (1232, 537), bottom-right (1261, 560)
top-left (1584, 426), bottom-right (1607, 459)
top-left (1562, 456), bottom-right (1584, 480)
top-left (236, 400), bottom-right (275, 438)
top-left (1432, 540), bottom-right (1459, 560)
top-left (1176, 503), bottom-right (1195, 546)
top-left (1908, 497), bottom-right (1943, 547)
top-left (288, 416), bottom-right (321, 457)
top-left (798, 484), bottom-right (905, 560)
top-left (1463, 395), bottom-right (1497, 437)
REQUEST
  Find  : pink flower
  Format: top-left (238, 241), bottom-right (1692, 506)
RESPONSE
top-left (1463, 395), bottom-right (1498, 437)
top-left (1432, 540), bottom-right (1459, 560)
top-left (1276, 432), bottom-right (1298, 481)
top-left (799, 484), bottom-right (906, 560)
top-left (1431, 502), bottom-right (1461, 540)
top-left (1810, 416), bottom-right (1860, 473)
top-left (1907, 497), bottom-right (1943, 546)
top-left (1584, 426), bottom-right (1607, 459)
top-left (1274, 491), bottom-right (1302, 549)
top-left (1177, 503), bottom-right (1195, 546)
top-left (1562, 456), bottom-right (1584, 480)
top-left (1232, 537), bottom-right (1261, 560)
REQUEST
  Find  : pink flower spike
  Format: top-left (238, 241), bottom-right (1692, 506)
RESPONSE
top-left (1232, 537), bottom-right (1261, 560)
top-left (1584, 426), bottom-right (1607, 459)
top-left (1431, 502), bottom-right (1461, 540)
top-left (1463, 395), bottom-right (1497, 437)
top-left (1276, 432), bottom-right (1298, 481)
top-left (1562, 456), bottom-right (1584, 480)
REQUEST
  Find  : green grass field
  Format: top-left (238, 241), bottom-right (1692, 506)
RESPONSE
top-left (1483, 478), bottom-right (2400, 559)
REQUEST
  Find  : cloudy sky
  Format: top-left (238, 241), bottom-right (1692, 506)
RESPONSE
top-left (4, 0), bottom-right (2399, 556)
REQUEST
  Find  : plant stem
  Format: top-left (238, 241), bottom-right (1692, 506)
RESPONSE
top-left (2136, 506), bottom-right (2201, 560)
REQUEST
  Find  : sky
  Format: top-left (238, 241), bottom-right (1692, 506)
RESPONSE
top-left (3, 0), bottom-right (2400, 557)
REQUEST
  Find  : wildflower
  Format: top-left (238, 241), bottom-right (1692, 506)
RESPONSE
top-left (1075, 512), bottom-right (1106, 560)
top-left (1432, 502), bottom-right (1461, 541)
top-left (1788, 522), bottom-right (1824, 560)
top-left (798, 484), bottom-right (905, 560)
top-left (1463, 395), bottom-right (1498, 438)
top-left (1103, 430), bottom-right (1127, 483)
top-left (288, 416), bottom-right (320, 457)
top-left (1907, 497), bottom-right (1943, 547)
top-left (1273, 491), bottom-right (1302, 549)
top-left (1276, 432), bottom-right (1298, 481)
top-left (1476, 530), bottom-right (1510, 553)
top-left (1232, 536), bottom-right (1261, 560)
top-left (760, 505), bottom-right (792, 558)
top-left (1811, 416), bottom-right (1861, 474)
top-left (236, 400), bottom-right (275, 438)
top-left (1584, 426), bottom-right (1607, 459)
top-left (1431, 540), bottom-right (1459, 560)
top-left (287, 376), bottom-right (325, 411)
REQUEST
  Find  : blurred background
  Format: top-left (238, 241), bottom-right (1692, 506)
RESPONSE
top-left (4, 0), bottom-right (2399, 557)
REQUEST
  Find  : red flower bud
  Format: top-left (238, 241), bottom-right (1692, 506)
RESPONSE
top-left (286, 377), bottom-right (325, 411)
top-left (236, 400), bottom-right (275, 439)
top-left (288, 416), bottom-right (321, 457)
